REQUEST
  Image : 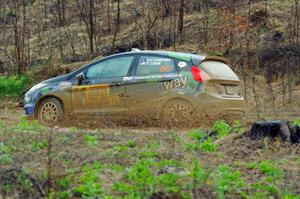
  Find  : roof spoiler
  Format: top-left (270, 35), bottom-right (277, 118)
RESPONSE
top-left (201, 56), bottom-right (227, 64)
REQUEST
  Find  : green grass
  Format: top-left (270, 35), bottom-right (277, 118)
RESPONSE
top-left (1, 118), bottom-right (299, 198)
top-left (212, 120), bottom-right (231, 138)
top-left (0, 75), bottom-right (30, 97)
top-left (293, 119), bottom-right (300, 127)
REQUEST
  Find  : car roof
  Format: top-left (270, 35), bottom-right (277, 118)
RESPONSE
top-left (113, 50), bottom-right (201, 58)
top-left (105, 50), bottom-right (205, 63)
top-left (67, 50), bottom-right (206, 78)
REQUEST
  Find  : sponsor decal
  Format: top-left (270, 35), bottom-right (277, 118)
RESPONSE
top-left (164, 77), bottom-right (187, 90)
top-left (59, 81), bottom-right (72, 89)
top-left (40, 87), bottom-right (51, 95)
top-left (72, 84), bottom-right (110, 104)
top-left (135, 75), bottom-right (162, 80)
top-left (123, 76), bottom-right (134, 81)
top-left (178, 61), bottom-right (187, 68)
top-left (163, 73), bottom-right (180, 78)
top-left (71, 84), bottom-right (121, 106)
top-left (160, 65), bottom-right (172, 72)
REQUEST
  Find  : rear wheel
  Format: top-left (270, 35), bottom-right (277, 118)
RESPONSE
top-left (37, 97), bottom-right (63, 126)
top-left (161, 99), bottom-right (196, 128)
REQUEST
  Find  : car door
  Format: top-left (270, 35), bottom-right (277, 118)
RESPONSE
top-left (123, 54), bottom-right (180, 118)
top-left (71, 55), bottom-right (135, 115)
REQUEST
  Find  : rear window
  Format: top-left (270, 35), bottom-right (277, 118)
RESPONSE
top-left (199, 61), bottom-right (239, 80)
top-left (136, 56), bottom-right (176, 76)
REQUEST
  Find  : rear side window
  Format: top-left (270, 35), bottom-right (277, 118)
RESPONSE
top-left (86, 56), bottom-right (134, 79)
top-left (136, 56), bottom-right (176, 76)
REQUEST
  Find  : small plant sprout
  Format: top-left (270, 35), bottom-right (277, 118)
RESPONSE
top-left (215, 165), bottom-right (246, 199)
top-left (14, 117), bottom-right (45, 132)
top-left (74, 162), bottom-right (103, 198)
top-left (232, 120), bottom-right (244, 133)
top-left (190, 160), bottom-right (208, 189)
top-left (31, 140), bottom-right (48, 152)
top-left (258, 160), bottom-right (284, 180)
top-left (84, 134), bottom-right (97, 147)
top-left (212, 120), bottom-right (231, 138)
top-left (188, 129), bottom-right (207, 142)
top-left (127, 140), bottom-right (136, 148)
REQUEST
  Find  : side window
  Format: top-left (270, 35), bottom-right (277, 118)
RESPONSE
top-left (136, 56), bottom-right (176, 76)
top-left (86, 56), bottom-right (134, 79)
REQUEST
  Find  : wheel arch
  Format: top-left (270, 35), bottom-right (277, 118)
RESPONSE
top-left (156, 97), bottom-right (196, 119)
top-left (34, 95), bottom-right (64, 118)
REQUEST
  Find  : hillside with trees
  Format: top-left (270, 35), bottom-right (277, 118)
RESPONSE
top-left (1, 1), bottom-right (300, 198)
top-left (1, 0), bottom-right (300, 117)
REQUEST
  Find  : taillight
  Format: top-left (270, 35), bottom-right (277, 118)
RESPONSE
top-left (191, 66), bottom-right (211, 83)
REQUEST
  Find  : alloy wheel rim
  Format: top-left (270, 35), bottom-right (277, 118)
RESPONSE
top-left (40, 102), bottom-right (59, 124)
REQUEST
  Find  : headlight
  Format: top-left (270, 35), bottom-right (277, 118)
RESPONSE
top-left (24, 95), bottom-right (32, 103)
top-left (24, 83), bottom-right (47, 104)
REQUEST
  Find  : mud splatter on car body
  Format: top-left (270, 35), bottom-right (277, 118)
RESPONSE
top-left (24, 50), bottom-right (245, 126)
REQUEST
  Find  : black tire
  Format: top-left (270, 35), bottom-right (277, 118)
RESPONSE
top-left (161, 99), bottom-right (196, 128)
top-left (37, 97), bottom-right (63, 126)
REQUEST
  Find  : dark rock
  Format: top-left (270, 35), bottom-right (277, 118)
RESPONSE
top-left (250, 120), bottom-right (300, 143)
top-left (150, 191), bottom-right (184, 199)
top-left (273, 31), bottom-right (285, 42)
top-left (250, 9), bottom-right (269, 26)
top-left (156, 166), bottom-right (188, 176)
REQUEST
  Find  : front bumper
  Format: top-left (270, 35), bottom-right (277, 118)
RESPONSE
top-left (24, 103), bottom-right (36, 117)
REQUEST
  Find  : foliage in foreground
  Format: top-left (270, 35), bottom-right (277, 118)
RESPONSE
top-left (0, 119), bottom-right (299, 199)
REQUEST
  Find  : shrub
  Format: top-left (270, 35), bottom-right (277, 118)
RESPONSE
top-left (293, 119), bottom-right (300, 127)
top-left (0, 75), bottom-right (30, 97)
top-left (212, 120), bottom-right (231, 138)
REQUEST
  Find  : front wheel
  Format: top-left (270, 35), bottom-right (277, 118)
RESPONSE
top-left (161, 99), bottom-right (196, 128)
top-left (37, 97), bottom-right (63, 126)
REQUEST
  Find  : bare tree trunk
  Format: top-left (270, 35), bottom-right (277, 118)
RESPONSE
top-left (172, 4), bottom-right (176, 50)
top-left (62, 0), bottom-right (66, 25)
top-left (228, 0), bottom-right (236, 55)
top-left (112, 0), bottom-right (120, 50)
top-left (178, 0), bottom-right (184, 43)
top-left (89, 0), bottom-right (94, 54)
top-left (107, 0), bottom-right (111, 32)
top-left (22, 0), bottom-right (26, 64)
top-left (12, 0), bottom-right (22, 74)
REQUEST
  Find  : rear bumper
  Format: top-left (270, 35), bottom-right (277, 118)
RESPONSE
top-left (192, 93), bottom-right (245, 119)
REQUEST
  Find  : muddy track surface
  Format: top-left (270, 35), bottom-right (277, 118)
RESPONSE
top-left (1, 106), bottom-right (300, 198)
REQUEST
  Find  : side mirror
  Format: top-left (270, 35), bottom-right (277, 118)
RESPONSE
top-left (76, 72), bottom-right (85, 85)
